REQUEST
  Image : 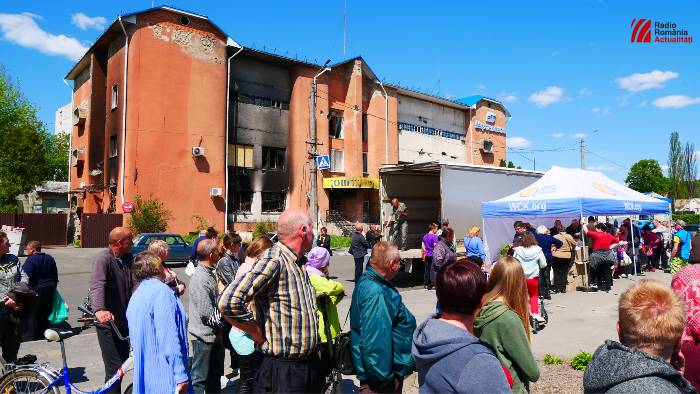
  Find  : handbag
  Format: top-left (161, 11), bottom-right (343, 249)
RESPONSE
top-left (48, 290), bottom-right (68, 325)
top-left (333, 310), bottom-right (356, 375)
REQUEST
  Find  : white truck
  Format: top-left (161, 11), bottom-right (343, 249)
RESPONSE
top-left (379, 162), bottom-right (543, 273)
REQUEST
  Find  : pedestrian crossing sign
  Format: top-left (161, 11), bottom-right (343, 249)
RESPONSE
top-left (316, 155), bottom-right (331, 170)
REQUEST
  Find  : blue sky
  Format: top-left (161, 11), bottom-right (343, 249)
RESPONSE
top-left (1, 1), bottom-right (698, 182)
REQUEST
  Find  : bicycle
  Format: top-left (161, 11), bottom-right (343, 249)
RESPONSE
top-left (0, 304), bottom-right (133, 394)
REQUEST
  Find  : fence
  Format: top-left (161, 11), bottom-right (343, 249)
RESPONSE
top-left (80, 213), bottom-right (123, 248)
top-left (0, 213), bottom-right (68, 246)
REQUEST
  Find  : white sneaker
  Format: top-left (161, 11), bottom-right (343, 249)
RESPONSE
top-left (621, 274), bottom-right (628, 278)
top-left (532, 313), bottom-right (545, 323)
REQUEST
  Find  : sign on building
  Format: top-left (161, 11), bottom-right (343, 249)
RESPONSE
top-left (316, 155), bottom-right (331, 170)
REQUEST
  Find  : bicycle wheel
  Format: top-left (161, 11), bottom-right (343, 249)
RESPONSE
top-left (0, 369), bottom-right (59, 394)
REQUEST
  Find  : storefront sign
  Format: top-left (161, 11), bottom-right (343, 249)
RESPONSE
top-left (323, 177), bottom-right (379, 189)
top-left (486, 111), bottom-right (497, 123)
top-left (475, 120), bottom-right (505, 133)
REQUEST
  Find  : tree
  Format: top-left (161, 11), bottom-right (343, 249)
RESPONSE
top-left (0, 67), bottom-right (47, 212)
top-left (127, 195), bottom-right (173, 234)
top-left (684, 142), bottom-right (697, 198)
top-left (44, 132), bottom-right (70, 181)
top-left (668, 131), bottom-right (686, 203)
top-left (507, 161), bottom-right (516, 168)
top-left (498, 159), bottom-right (506, 167)
top-left (625, 159), bottom-right (666, 193)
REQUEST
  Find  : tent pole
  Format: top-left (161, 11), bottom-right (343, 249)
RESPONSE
top-left (631, 221), bottom-right (637, 281)
top-left (579, 200), bottom-right (592, 290)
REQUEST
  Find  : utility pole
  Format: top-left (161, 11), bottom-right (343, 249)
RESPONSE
top-left (309, 61), bottom-right (331, 230)
top-left (580, 138), bottom-right (585, 169)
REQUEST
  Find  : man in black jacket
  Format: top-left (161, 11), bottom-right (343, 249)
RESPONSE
top-left (21, 240), bottom-right (58, 341)
top-left (350, 223), bottom-right (370, 282)
top-left (89, 227), bottom-right (133, 393)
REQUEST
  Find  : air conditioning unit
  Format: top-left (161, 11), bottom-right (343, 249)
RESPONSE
top-left (210, 187), bottom-right (223, 197)
top-left (480, 139), bottom-right (494, 153)
top-left (192, 146), bottom-right (206, 157)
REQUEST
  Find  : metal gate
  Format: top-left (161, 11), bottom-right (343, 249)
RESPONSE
top-left (0, 213), bottom-right (68, 246)
top-left (80, 214), bottom-right (123, 248)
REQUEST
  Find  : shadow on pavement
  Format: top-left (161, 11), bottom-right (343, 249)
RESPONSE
top-left (68, 366), bottom-right (89, 383)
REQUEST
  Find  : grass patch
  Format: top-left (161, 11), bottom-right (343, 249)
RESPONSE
top-left (570, 351), bottom-right (593, 371)
top-left (331, 235), bottom-right (351, 249)
top-left (543, 354), bottom-right (563, 365)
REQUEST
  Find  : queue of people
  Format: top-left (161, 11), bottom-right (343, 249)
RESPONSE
top-left (4, 210), bottom-right (700, 394)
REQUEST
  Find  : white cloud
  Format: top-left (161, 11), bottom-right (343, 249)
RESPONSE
top-left (592, 106), bottom-right (611, 117)
top-left (615, 70), bottom-right (679, 93)
top-left (652, 95), bottom-right (700, 109)
top-left (497, 92), bottom-right (517, 103)
top-left (570, 133), bottom-right (587, 139)
top-left (0, 12), bottom-right (86, 61)
top-left (578, 88), bottom-right (592, 96)
top-left (71, 12), bottom-right (107, 31)
top-left (638, 100), bottom-right (648, 107)
top-left (660, 164), bottom-right (670, 171)
top-left (528, 86), bottom-right (566, 107)
top-left (506, 137), bottom-right (532, 148)
top-left (475, 84), bottom-right (486, 91)
top-left (551, 132), bottom-right (565, 139)
top-left (587, 164), bottom-right (620, 172)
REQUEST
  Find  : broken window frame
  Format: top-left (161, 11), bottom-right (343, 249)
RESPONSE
top-left (261, 191), bottom-right (285, 213)
top-left (330, 149), bottom-right (344, 173)
top-left (262, 146), bottom-right (286, 171)
top-left (329, 110), bottom-right (344, 139)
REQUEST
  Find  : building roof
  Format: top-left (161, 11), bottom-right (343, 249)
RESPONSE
top-left (457, 95), bottom-right (511, 117)
top-left (36, 181), bottom-right (70, 194)
top-left (386, 83), bottom-right (472, 110)
top-left (65, 5), bottom-right (239, 80)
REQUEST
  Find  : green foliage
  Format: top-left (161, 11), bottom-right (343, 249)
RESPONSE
top-left (570, 351), bottom-right (593, 371)
top-left (44, 132), bottom-right (70, 181)
top-left (625, 159), bottom-right (667, 194)
top-left (673, 213), bottom-right (700, 224)
top-left (70, 239), bottom-right (81, 248)
top-left (544, 354), bottom-right (563, 365)
top-left (191, 214), bottom-right (212, 232)
top-left (507, 161), bottom-right (516, 168)
top-left (499, 159), bottom-right (506, 167)
top-left (0, 67), bottom-right (47, 212)
top-left (499, 243), bottom-right (511, 258)
top-left (330, 235), bottom-right (351, 249)
top-left (182, 233), bottom-right (199, 245)
top-left (253, 222), bottom-right (276, 240)
top-left (668, 132), bottom-right (686, 202)
top-left (127, 195), bottom-right (172, 234)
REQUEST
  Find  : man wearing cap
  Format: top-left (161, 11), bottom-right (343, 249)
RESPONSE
top-left (671, 220), bottom-right (692, 274)
top-left (305, 247), bottom-right (345, 345)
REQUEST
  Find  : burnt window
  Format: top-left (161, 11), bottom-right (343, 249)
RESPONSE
top-left (232, 191), bottom-right (253, 213)
top-left (362, 113), bottom-right (368, 143)
top-left (262, 146), bottom-right (285, 170)
top-left (109, 135), bottom-right (118, 158)
top-left (261, 192), bottom-right (285, 213)
top-left (329, 110), bottom-right (344, 139)
top-left (363, 152), bottom-right (368, 174)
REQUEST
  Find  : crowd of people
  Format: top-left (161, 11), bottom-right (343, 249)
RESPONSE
top-left (3, 209), bottom-right (700, 393)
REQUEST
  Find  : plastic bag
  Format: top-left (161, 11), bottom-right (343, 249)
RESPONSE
top-left (48, 290), bottom-right (68, 325)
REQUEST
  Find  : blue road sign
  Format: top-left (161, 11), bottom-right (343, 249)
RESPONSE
top-left (316, 155), bottom-right (331, 170)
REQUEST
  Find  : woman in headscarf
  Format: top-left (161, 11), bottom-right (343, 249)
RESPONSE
top-left (672, 264), bottom-right (700, 391)
top-left (305, 246), bottom-right (345, 344)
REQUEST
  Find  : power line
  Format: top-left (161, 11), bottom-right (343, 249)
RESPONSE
top-left (585, 149), bottom-right (629, 169)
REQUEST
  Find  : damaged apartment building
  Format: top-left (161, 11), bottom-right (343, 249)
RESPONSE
top-left (65, 5), bottom-right (508, 234)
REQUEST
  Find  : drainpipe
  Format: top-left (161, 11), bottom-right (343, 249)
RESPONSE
top-left (224, 45), bottom-right (244, 232)
top-left (469, 104), bottom-right (476, 164)
top-left (62, 79), bottom-right (72, 201)
top-left (117, 16), bottom-right (129, 206)
top-left (377, 81), bottom-right (388, 164)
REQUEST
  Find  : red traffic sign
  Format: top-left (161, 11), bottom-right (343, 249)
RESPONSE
top-left (122, 201), bottom-right (134, 213)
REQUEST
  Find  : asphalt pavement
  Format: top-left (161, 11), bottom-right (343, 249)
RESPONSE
top-left (14, 246), bottom-right (672, 393)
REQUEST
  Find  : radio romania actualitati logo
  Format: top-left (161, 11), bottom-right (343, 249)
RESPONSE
top-left (631, 18), bottom-right (693, 44)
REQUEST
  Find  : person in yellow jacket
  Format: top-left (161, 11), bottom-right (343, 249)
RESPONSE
top-left (305, 246), bottom-right (345, 343)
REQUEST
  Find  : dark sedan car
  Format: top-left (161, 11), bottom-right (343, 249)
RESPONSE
top-left (130, 233), bottom-right (191, 263)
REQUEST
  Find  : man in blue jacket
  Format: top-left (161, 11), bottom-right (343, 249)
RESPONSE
top-left (350, 241), bottom-right (416, 393)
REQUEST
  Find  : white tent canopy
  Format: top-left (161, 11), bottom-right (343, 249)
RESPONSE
top-left (481, 166), bottom-right (670, 262)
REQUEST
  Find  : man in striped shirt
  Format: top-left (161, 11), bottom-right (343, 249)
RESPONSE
top-left (219, 209), bottom-right (321, 393)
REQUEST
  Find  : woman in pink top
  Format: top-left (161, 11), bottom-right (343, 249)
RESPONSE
top-left (671, 264), bottom-right (700, 391)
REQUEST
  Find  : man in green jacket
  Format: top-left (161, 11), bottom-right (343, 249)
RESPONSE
top-left (350, 241), bottom-right (416, 393)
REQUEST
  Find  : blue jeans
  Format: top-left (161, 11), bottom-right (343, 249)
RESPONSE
top-left (191, 336), bottom-right (224, 393)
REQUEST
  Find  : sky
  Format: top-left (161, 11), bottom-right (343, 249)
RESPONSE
top-left (1, 1), bottom-right (699, 182)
